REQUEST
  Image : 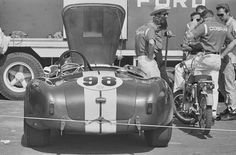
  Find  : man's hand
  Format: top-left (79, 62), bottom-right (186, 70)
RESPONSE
top-left (221, 39), bottom-right (236, 58)
top-left (164, 30), bottom-right (175, 38)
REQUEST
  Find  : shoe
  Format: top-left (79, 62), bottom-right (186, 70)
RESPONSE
top-left (220, 108), bottom-right (230, 115)
top-left (220, 113), bottom-right (236, 121)
top-left (215, 108), bottom-right (230, 121)
top-left (219, 107), bottom-right (236, 121)
top-left (212, 110), bottom-right (217, 119)
top-left (228, 107), bottom-right (236, 115)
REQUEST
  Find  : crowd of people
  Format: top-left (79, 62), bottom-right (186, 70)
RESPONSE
top-left (135, 3), bottom-right (236, 121)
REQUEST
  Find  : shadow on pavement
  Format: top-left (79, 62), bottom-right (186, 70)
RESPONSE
top-left (0, 93), bottom-right (8, 100)
top-left (173, 118), bottom-right (213, 139)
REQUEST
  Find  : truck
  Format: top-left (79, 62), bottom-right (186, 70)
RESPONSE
top-left (0, 0), bottom-right (235, 100)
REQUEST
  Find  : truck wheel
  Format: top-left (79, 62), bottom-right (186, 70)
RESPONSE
top-left (0, 53), bottom-right (43, 100)
top-left (144, 122), bottom-right (172, 147)
top-left (24, 119), bottom-right (50, 147)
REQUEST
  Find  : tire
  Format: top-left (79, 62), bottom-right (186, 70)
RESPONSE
top-left (173, 90), bottom-right (196, 124)
top-left (24, 119), bottom-right (50, 147)
top-left (0, 53), bottom-right (43, 100)
top-left (167, 71), bottom-right (174, 89)
top-left (144, 122), bottom-right (172, 147)
top-left (198, 95), bottom-right (212, 135)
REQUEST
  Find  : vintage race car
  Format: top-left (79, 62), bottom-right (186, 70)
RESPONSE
top-left (24, 3), bottom-right (174, 147)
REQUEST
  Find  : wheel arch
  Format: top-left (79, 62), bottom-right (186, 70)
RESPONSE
top-left (2, 47), bottom-right (44, 66)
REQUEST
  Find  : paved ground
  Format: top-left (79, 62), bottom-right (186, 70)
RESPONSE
top-left (0, 99), bottom-right (236, 155)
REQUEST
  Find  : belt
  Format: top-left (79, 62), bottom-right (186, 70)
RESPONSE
top-left (137, 51), bottom-right (147, 56)
top-left (205, 51), bottom-right (219, 55)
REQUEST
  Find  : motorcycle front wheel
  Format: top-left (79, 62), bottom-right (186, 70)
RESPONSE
top-left (173, 90), bottom-right (197, 124)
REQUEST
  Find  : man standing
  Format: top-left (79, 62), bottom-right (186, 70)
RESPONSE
top-left (151, 6), bottom-right (172, 86)
top-left (173, 12), bottom-right (202, 93)
top-left (186, 9), bottom-right (234, 119)
top-left (216, 3), bottom-right (236, 120)
top-left (135, 5), bottom-right (171, 81)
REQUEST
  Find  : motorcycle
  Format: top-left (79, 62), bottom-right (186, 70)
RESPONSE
top-left (173, 55), bottom-right (215, 135)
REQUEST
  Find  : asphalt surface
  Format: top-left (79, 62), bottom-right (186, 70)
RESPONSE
top-left (0, 99), bottom-right (236, 155)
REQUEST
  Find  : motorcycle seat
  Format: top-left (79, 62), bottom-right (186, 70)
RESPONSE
top-left (193, 75), bottom-right (212, 83)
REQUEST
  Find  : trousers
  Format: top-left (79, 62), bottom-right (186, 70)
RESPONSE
top-left (219, 55), bottom-right (236, 110)
top-left (137, 55), bottom-right (160, 78)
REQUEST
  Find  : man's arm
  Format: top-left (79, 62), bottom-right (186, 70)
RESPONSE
top-left (147, 39), bottom-right (155, 59)
top-left (221, 30), bottom-right (235, 58)
top-left (186, 23), bottom-right (205, 41)
top-left (221, 39), bottom-right (236, 58)
top-left (145, 28), bottom-right (157, 59)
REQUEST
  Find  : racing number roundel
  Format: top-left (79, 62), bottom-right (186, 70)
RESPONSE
top-left (77, 75), bottom-right (123, 91)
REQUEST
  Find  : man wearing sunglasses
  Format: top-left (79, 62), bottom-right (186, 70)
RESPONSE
top-left (173, 12), bottom-right (202, 93)
top-left (215, 3), bottom-right (236, 120)
top-left (135, 5), bottom-right (172, 86)
top-left (181, 12), bottom-right (202, 53)
top-left (185, 9), bottom-right (234, 120)
top-left (151, 6), bottom-right (173, 87)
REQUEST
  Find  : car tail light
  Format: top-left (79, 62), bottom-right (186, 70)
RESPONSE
top-left (146, 103), bottom-right (153, 114)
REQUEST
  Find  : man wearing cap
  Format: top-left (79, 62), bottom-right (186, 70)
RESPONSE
top-left (216, 3), bottom-right (236, 120)
top-left (173, 12), bottom-right (203, 93)
top-left (186, 9), bottom-right (234, 119)
top-left (135, 5), bottom-right (172, 82)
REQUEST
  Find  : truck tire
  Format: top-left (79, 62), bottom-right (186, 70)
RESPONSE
top-left (0, 53), bottom-right (43, 100)
top-left (144, 122), bottom-right (172, 147)
top-left (24, 119), bottom-right (50, 147)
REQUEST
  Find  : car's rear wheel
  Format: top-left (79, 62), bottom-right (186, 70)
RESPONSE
top-left (24, 119), bottom-right (50, 147)
top-left (144, 122), bottom-right (172, 147)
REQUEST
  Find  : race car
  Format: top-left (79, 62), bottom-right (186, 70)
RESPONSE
top-left (23, 3), bottom-right (174, 147)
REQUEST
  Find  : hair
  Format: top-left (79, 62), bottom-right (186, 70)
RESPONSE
top-left (196, 5), bottom-right (207, 12)
top-left (216, 3), bottom-right (230, 13)
top-left (190, 12), bottom-right (201, 19)
top-left (201, 9), bottom-right (214, 18)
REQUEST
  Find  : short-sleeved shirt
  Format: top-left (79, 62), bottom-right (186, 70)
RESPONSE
top-left (191, 17), bottom-right (228, 54)
top-left (225, 17), bottom-right (236, 63)
top-left (183, 21), bottom-right (200, 46)
top-left (135, 22), bottom-right (162, 56)
top-left (226, 17), bottom-right (236, 38)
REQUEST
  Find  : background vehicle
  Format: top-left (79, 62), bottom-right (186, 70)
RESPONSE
top-left (174, 58), bottom-right (214, 135)
top-left (1, 0), bottom-right (236, 100)
top-left (24, 3), bottom-right (174, 147)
